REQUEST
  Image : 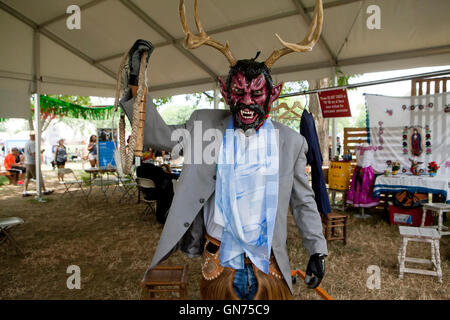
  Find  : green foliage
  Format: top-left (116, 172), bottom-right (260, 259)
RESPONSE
top-left (280, 81), bottom-right (308, 95)
top-left (153, 96), bottom-right (174, 108)
top-left (0, 176), bottom-right (8, 186)
top-left (159, 104), bottom-right (197, 125)
top-left (48, 95), bottom-right (92, 106)
top-left (184, 91), bottom-right (217, 107)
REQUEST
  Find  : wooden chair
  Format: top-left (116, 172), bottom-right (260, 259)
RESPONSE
top-left (141, 265), bottom-right (189, 300)
top-left (321, 212), bottom-right (348, 245)
top-left (398, 226), bottom-right (442, 283)
top-left (343, 127), bottom-right (368, 165)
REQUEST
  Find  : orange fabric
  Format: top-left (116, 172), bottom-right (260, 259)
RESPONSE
top-left (4, 154), bottom-right (17, 171)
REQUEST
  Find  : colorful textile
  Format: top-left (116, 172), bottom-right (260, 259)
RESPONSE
top-left (374, 175), bottom-right (450, 204)
top-left (347, 165), bottom-right (380, 208)
top-left (214, 118), bottom-right (279, 274)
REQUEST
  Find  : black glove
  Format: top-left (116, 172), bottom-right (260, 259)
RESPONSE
top-left (305, 253), bottom-right (326, 289)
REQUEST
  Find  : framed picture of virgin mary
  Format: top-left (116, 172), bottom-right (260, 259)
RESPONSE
top-left (409, 127), bottom-right (423, 157)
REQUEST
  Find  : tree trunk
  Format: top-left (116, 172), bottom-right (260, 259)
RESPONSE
top-left (307, 79), bottom-right (330, 166)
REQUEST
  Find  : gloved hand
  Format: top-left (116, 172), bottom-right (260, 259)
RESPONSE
top-left (304, 253), bottom-right (326, 289)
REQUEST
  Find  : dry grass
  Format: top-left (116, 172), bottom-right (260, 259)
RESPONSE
top-left (0, 164), bottom-right (449, 300)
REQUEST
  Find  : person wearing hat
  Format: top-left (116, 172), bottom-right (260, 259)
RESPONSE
top-left (23, 131), bottom-right (53, 197)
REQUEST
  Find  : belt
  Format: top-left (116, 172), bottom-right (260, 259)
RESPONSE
top-left (204, 234), bottom-right (258, 265)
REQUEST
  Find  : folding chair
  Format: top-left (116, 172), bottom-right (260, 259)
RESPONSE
top-left (118, 174), bottom-right (139, 204)
top-left (58, 168), bottom-right (85, 197)
top-left (137, 178), bottom-right (157, 217)
top-left (0, 217), bottom-right (24, 256)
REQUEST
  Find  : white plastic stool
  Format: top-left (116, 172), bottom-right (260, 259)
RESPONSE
top-left (398, 226), bottom-right (442, 283)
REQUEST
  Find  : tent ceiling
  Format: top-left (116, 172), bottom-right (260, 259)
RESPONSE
top-left (0, 0), bottom-right (449, 103)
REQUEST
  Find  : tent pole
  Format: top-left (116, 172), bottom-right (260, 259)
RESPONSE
top-left (213, 81), bottom-right (220, 109)
top-left (33, 30), bottom-right (43, 201)
top-left (331, 75), bottom-right (337, 159)
top-left (279, 69), bottom-right (450, 99)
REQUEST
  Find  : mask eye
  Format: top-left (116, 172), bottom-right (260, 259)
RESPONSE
top-left (252, 90), bottom-right (263, 96)
top-left (233, 88), bottom-right (244, 95)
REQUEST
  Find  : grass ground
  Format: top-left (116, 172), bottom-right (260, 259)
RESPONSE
top-left (0, 162), bottom-right (448, 300)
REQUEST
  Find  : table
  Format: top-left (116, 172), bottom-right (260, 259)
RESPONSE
top-left (84, 166), bottom-right (118, 201)
top-left (373, 174), bottom-right (450, 204)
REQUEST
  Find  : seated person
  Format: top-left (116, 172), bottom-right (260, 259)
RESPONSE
top-left (4, 147), bottom-right (26, 185)
top-left (137, 162), bottom-right (178, 224)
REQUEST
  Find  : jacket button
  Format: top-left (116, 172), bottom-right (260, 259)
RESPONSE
top-left (213, 175), bottom-right (216, 180)
top-left (199, 198), bottom-right (205, 204)
top-left (184, 222), bottom-right (190, 228)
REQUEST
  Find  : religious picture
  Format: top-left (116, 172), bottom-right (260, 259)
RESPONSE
top-left (409, 127), bottom-right (423, 157)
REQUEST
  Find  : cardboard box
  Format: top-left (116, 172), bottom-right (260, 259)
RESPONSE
top-left (388, 205), bottom-right (433, 227)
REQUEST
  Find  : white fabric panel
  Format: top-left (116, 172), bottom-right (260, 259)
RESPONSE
top-left (366, 93), bottom-right (450, 177)
top-left (1, 0), bottom-right (91, 25)
top-left (338, 0), bottom-right (450, 60)
top-left (45, 0), bottom-right (166, 60)
top-left (0, 9), bottom-right (33, 75)
top-left (40, 34), bottom-right (115, 84)
top-left (0, 0), bottom-right (448, 98)
top-left (0, 78), bottom-right (31, 119)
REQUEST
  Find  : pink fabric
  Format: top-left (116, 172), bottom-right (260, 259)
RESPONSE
top-left (347, 166), bottom-right (380, 208)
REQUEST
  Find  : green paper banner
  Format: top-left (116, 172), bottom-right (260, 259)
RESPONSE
top-left (38, 95), bottom-right (114, 120)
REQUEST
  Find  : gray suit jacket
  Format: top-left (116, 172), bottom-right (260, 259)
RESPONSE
top-left (120, 93), bottom-right (328, 294)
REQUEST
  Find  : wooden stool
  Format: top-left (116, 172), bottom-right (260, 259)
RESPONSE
top-left (398, 226), bottom-right (442, 283)
top-left (421, 203), bottom-right (450, 236)
top-left (141, 265), bottom-right (189, 300)
top-left (322, 212), bottom-right (348, 245)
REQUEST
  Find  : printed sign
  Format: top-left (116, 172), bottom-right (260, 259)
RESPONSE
top-left (318, 88), bottom-right (351, 118)
top-left (97, 128), bottom-right (117, 167)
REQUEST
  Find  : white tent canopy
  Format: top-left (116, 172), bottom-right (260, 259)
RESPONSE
top-left (0, 0), bottom-right (449, 114)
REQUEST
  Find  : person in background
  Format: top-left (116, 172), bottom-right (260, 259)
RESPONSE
top-left (23, 131), bottom-right (53, 197)
top-left (3, 147), bottom-right (26, 185)
top-left (87, 135), bottom-right (97, 168)
top-left (55, 139), bottom-right (67, 183)
top-left (336, 136), bottom-right (342, 156)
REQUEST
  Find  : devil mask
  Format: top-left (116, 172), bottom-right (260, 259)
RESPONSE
top-left (219, 58), bottom-right (282, 131)
top-left (179, 0), bottom-right (323, 129)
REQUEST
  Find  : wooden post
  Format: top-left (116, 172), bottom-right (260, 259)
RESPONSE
top-left (134, 86), bottom-right (147, 158)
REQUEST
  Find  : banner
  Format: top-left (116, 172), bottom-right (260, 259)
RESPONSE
top-left (318, 89), bottom-right (351, 118)
top-left (365, 93), bottom-right (450, 177)
top-left (97, 128), bottom-right (117, 167)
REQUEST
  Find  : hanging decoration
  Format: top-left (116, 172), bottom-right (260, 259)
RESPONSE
top-left (37, 95), bottom-right (114, 120)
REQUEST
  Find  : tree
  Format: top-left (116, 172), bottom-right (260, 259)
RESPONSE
top-left (30, 95), bottom-right (92, 135)
top-left (159, 104), bottom-right (197, 125)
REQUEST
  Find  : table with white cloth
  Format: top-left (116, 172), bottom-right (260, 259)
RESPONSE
top-left (373, 174), bottom-right (450, 204)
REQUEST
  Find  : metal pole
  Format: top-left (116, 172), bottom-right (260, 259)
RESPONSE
top-left (279, 69), bottom-right (450, 99)
top-left (213, 81), bottom-right (220, 109)
top-left (34, 30), bottom-right (42, 201)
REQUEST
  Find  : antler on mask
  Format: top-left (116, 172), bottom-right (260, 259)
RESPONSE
top-left (264, 0), bottom-right (323, 69)
top-left (179, 0), bottom-right (237, 67)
